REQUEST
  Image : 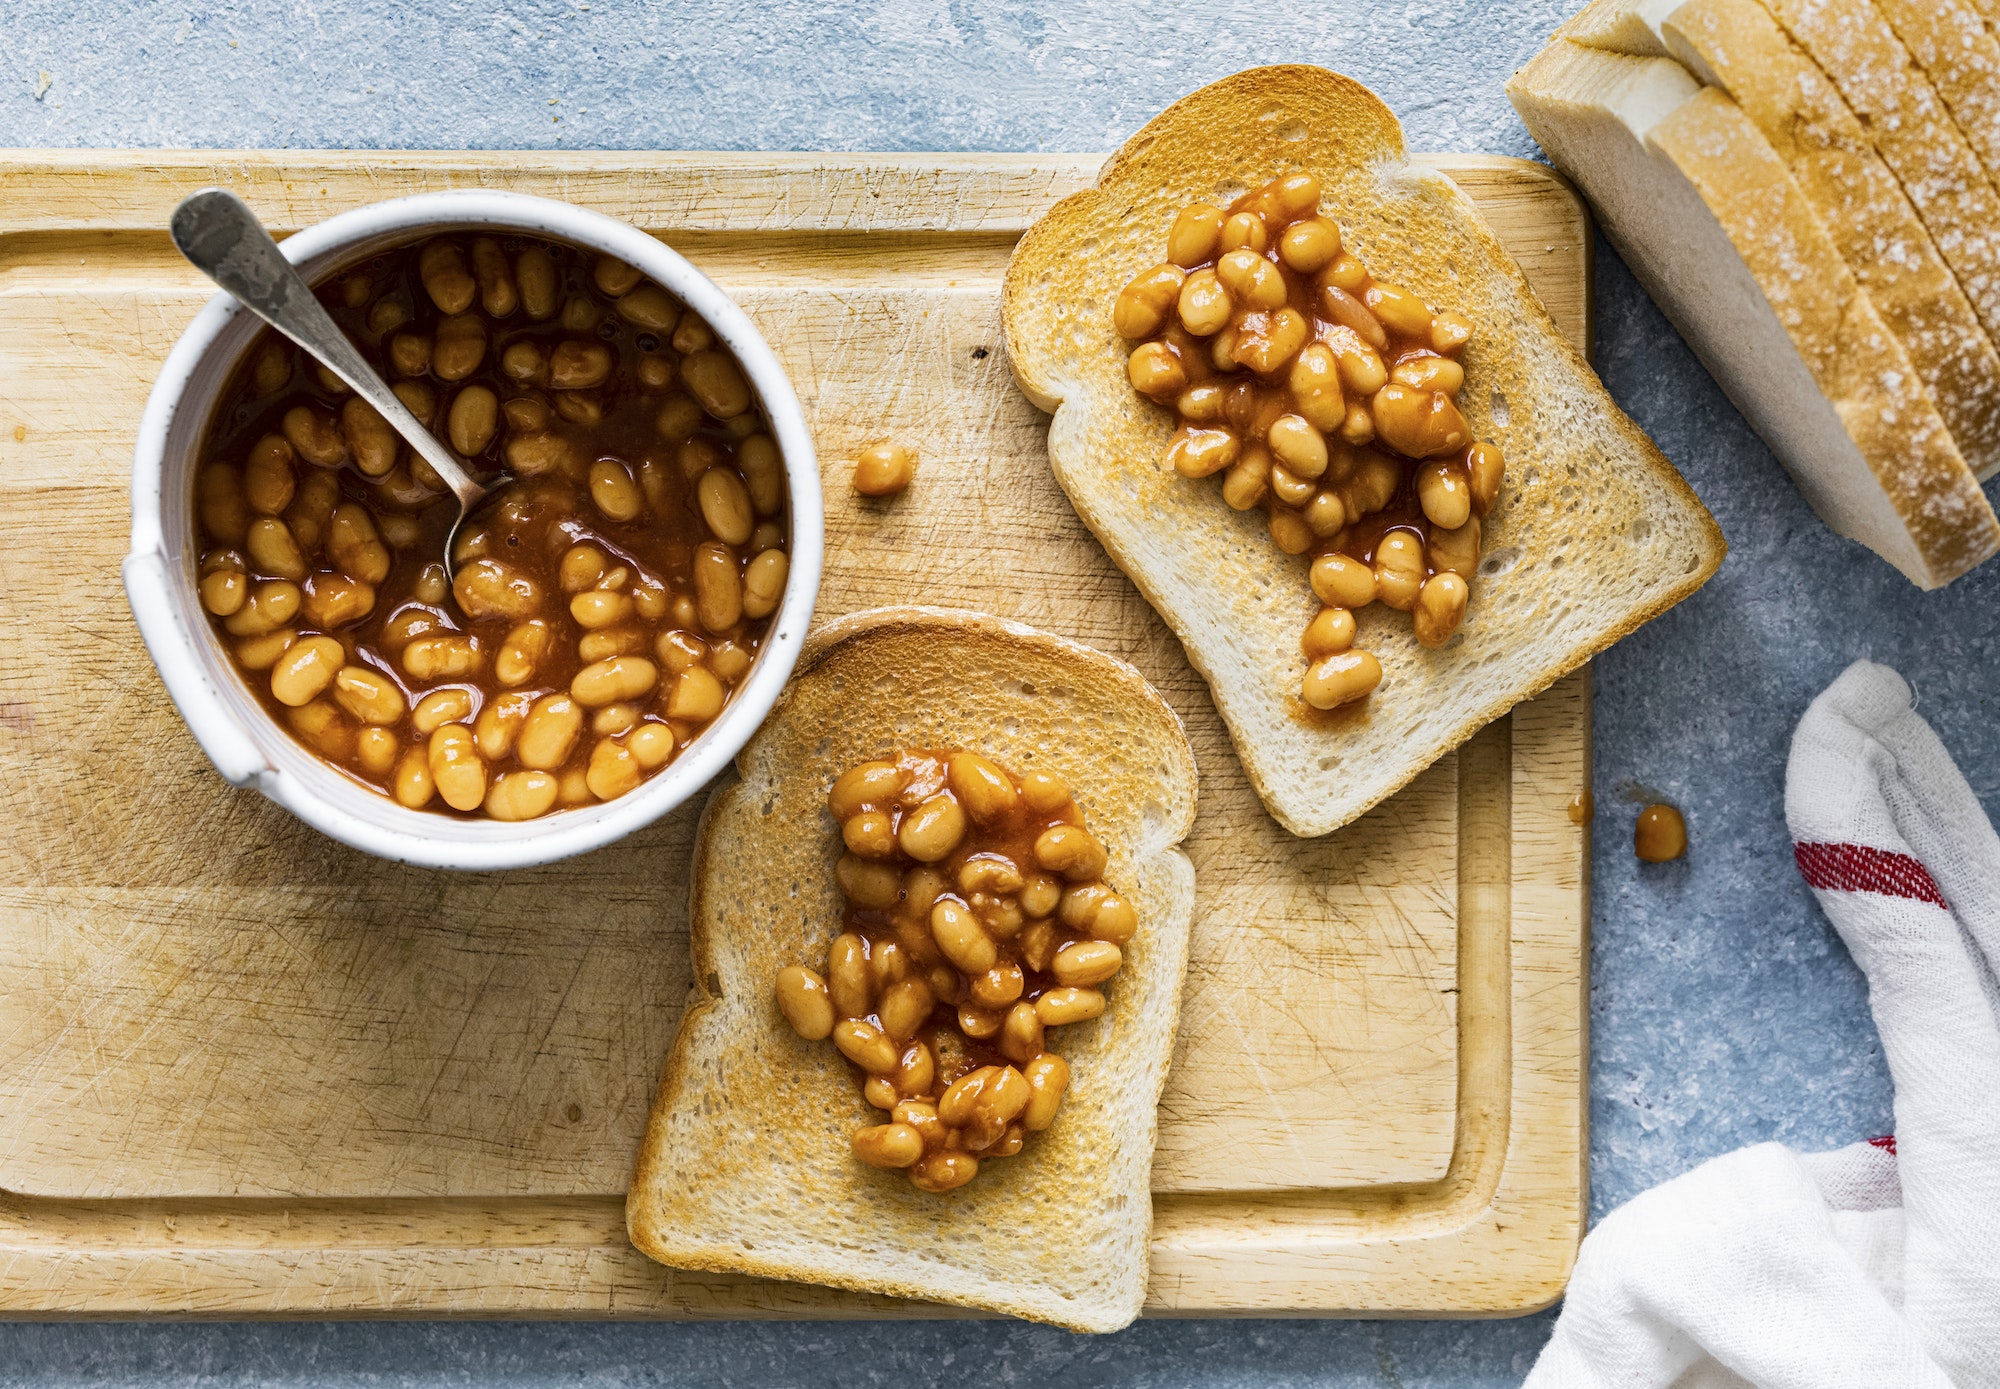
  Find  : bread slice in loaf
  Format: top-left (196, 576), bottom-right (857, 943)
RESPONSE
top-left (1870, 0), bottom-right (2000, 192)
top-left (1002, 64), bottom-right (1723, 839)
top-left (1573, 0), bottom-right (2000, 480)
top-left (1757, 0), bottom-right (2000, 351)
top-left (1509, 40), bottom-right (2000, 588)
top-left (625, 607), bottom-right (1199, 1333)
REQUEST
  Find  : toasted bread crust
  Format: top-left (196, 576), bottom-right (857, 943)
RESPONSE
top-left (627, 607), bottom-right (1198, 1333)
top-left (1003, 64), bottom-right (1724, 837)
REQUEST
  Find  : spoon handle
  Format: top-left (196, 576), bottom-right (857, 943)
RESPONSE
top-left (169, 187), bottom-right (488, 511)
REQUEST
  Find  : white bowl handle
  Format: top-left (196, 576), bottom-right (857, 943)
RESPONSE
top-left (122, 550), bottom-right (269, 787)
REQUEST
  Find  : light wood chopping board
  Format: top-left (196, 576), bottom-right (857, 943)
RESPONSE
top-left (0, 149), bottom-right (1590, 1316)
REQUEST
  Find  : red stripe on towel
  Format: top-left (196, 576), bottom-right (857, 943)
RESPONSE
top-left (1868, 1135), bottom-right (1898, 1155)
top-left (1793, 842), bottom-right (1948, 908)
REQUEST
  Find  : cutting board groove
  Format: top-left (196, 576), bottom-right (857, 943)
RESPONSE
top-left (0, 149), bottom-right (1589, 1317)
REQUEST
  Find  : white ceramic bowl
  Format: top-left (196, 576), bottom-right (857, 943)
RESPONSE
top-left (125, 191), bottom-right (823, 870)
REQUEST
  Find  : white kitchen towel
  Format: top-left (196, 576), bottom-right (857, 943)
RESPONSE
top-left (1524, 660), bottom-right (2000, 1389)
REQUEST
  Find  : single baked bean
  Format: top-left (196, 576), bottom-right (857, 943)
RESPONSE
top-left (355, 726), bottom-right (399, 776)
top-left (852, 1122), bottom-right (923, 1170)
top-left (251, 339), bottom-right (292, 394)
top-left (269, 635), bottom-right (344, 707)
top-left (1344, 449), bottom-right (1402, 517)
top-left (246, 516), bottom-right (308, 581)
top-left (1052, 939), bottom-right (1123, 987)
top-left (1278, 216), bottom-right (1342, 273)
top-left (1319, 282), bottom-right (1387, 351)
top-left (469, 237), bottom-right (518, 318)
top-left (1429, 515), bottom-right (1481, 580)
top-left (513, 693), bottom-right (582, 770)
top-left (447, 385), bottom-right (500, 457)
top-left (283, 404), bottom-right (346, 467)
top-left (1373, 382), bottom-right (1469, 459)
top-left (391, 746), bottom-right (435, 808)
top-left (1267, 414), bottom-right (1329, 479)
top-left (711, 641), bottom-right (751, 682)
top-left (1016, 918), bottom-right (1058, 973)
top-left (1430, 310), bottom-right (1474, 355)
top-left (697, 467), bottom-right (754, 544)
top-left (615, 283), bottom-right (679, 333)
top-left (500, 341), bottom-right (547, 387)
top-left (582, 458), bottom-right (642, 523)
top-left (1167, 426), bottom-right (1239, 478)
top-left (969, 958), bottom-right (1025, 1009)
top-left (451, 557), bottom-right (541, 621)
top-left (431, 313), bottom-right (486, 382)
top-left (428, 724), bottom-right (487, 811)
top-left (585, 736), bottom-right (641, 800)
top-left (569, 588), bottom-right (634, 630)
top-left (300, 573), bottom-right (374, 630)
top-left (399, 633), bottom-right (479, 682)
top-left (1126, 340), bottom-right (1186, 398)
top-left (1268, 507), bottom-right (1314, 555)
top-left (482, 769), bottom-right (557, 821)
top-left (627, 721), bottom-right (676, 770)
top-left (1034, 824), bottom-right (1107, 881)
top-left (234, 628), bottom-right (297, 669)
top-left (548, 339), bottom-right (612, 390)
top-left (223, 579), bottom-right (301, 636)
top-left (655, 392), bottom-right (703, 442)
top-left (946, 752), bottom-right (1018, 824)
top-left (1418, 458), bottom-right (1472, 530)
top-left (1391, 353), bottom-right (1465, 397)
top-left (1232, 306), bottom-right (1309, 375)
top-left (243, 435), bottom-right (297, 516)
top-left (473, 688), bottom-right (532, 758)
top-left (833, 1019), bottom-right (898, 1075)
top-left (666, 667), bottom-right (725, 722)
top-left (368, 298), bottom-right (411, 335)
top-left (334, 397), bottom-right (396, 479)
top-left (1302, 649), bottom-right (1383, 710)
top-left (592, 255), bottom-right (642, 297)
top-left (829, 760), bottom-right (903, 819)
top-left (1018, 769), bottom-right (1068, 814)
top-left (1364, 280), bottom-right (1434, 338)
top-left (488, 619), bottom-right (549, 687)
top-left (878, 977), bottom-right (934, 1041)
top-left (898, 792), bottom-right (966, 863)
top-left (828, 931), bottom-right (872, 1018)
top-left (1167, 203), bottom-right (1224, 268)
top-left (768, 968), bottom-right (832, 1040)
top-left (1467, 441), bottom-right (1505, 514)
top-left (1113, 263), bottom-right (1187, 339)
top-left (199, 556), bottom-right (249, 617)
top-left (571, 655), bottom-right (657, 707)
top-left (508, 245), bottom-right (557, 320)
top-left (1303, 605), bottom-right (1357, 657)
top-left (837, 852), bottom-right (902, 910)
top-left (894, 1041), bottom-right (936, 1098)
top-left (1216, 248), bottom-right (1287, 311)
top-left (592, 702), bottom-right (641, 737)
top-left (692, 543), bottom-right (742, 632)
top-left (1035, 987), bottom-right (1105, 1026)
top-left (1286, 342), bottom-right (1346, 433)
top-left (288, 699), bottom-right (355, 758)
top-left (1019, 872), bottom-right (1062, 920)
top-left (871, 939), bottom-right (911, 990)
top-left (937, 1066), bottom-right (997, 1127)
top-left (1413, 571), bottom-right (1469, 647)
top-left (930, 898), bottom-right (996, 974)
top-left (1021, 1053), bottom-right (1069, 1131)
top-left (418, 241), bottom-right (476, 314)
top-left (741, 549), bottom-right (788, 620)
top-left (1176, 268), bottom-right (1232, 337)
top-left (411, 687), bottom-right (473, 735)
top-left (909, 1150), bottom-right (978, 1192)
top-left (327, 504), bottom-right (390, 584)
top-left (198, 463), bottom-right (251, 544)
top-left (387, 332), bottom-right (433, 377)
top-left (1219, 211), bottom-right (1268, 254)
top-left (998, 1001), bottom-right (1044, 1065)
top-left (681, 350), bottom-right (752, 418)
top-left (1220, 447), bottom-right (1270, 510)
top-left (1304, 490), bottom-right (1346, 538)
top-left (1374, 529), bottom-right (1427, 610)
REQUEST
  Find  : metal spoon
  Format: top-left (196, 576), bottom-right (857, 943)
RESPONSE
top-left (169, 187), bottom-right (503, 580)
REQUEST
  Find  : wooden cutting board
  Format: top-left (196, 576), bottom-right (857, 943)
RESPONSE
top-left (0, 149), bottom-right (1590, 1317)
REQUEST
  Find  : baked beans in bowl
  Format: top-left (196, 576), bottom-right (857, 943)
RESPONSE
top-left (126, 191), bottom-right (823, 870)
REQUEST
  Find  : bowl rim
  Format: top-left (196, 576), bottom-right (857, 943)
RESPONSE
top-left (125, 189), bottom-right (824, 871)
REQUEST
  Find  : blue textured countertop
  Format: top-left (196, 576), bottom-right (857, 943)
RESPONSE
top-left (4, 2), bottom-right (1995, 1384)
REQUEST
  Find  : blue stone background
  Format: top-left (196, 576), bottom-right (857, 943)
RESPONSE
top-left (3, 1), bottom-right (1995, 1383)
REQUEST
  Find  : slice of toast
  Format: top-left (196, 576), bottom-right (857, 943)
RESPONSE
top-left (1595, 0), bottom-right (2000, 481)
top-left (1509, 40), bottom-right (2000, 588)
top-left (1001, 64), bottom-right (1723, 839)
top-left (625, 607), bottom-right (1198, 1333)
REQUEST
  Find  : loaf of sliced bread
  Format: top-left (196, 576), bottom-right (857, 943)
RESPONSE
top-left (625, 607), bottom-right (1198, 1333)
top-left (1583, 0), bottom-right (2000, 480)
top-left (1003, 65), bottom-right (1723, 839)
top-left (1509, 40), bottom-right (2000, 587)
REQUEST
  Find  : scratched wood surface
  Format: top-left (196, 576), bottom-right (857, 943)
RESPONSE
top-left (0, 149), bottom-right (1590, 1316)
